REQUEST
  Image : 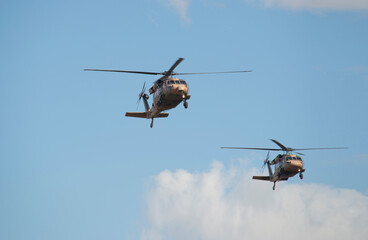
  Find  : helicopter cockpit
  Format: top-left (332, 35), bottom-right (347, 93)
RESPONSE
top-left (285, 156), bottom-right (302, 161)
top-left (273, 154), bottom-right (302, 164)
top-left (165, 79), bottom-right (187, 86)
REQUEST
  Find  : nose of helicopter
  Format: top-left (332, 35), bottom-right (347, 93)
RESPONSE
top-left (286, 160), bottom-right (304, 171)
top-left (176, 85), bottom-right (188, 94)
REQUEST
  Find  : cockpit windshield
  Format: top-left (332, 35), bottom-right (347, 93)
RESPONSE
top-left (166, 80), bottom-right (187, 85)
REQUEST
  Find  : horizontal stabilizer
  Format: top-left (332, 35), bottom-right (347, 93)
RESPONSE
top-left (125, 112), bottom-right (148, 118)
top-left (155, 113), bottom-right (169, 118)
top-left (253, 176), bottom-right (271, 181)
top-left (125, 112), bottom-right (169, 119)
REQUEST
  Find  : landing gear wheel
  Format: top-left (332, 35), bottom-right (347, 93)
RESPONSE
top-left (299, 172), bottom-right (303, 180)
top-left (150, 118), bottom-right (154, 128)
top-left (273, 182), bottom-right (276, 191)
top-left (184, 101), bottom-right (188, 109)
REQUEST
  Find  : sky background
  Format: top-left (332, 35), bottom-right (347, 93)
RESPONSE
top-left (1, 0), bottom-right (368, 239)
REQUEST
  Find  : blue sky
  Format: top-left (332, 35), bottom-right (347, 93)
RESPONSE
top-left (1, 1), bottom-right (368, 239)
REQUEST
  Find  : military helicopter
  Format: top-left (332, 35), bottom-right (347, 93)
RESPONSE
top-left (222, 139), bottom-right (347, 190)
top-left (85, 58), bottom-right (251, 128)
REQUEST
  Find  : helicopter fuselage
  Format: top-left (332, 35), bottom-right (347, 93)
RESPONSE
top-left (271, 154), bottom-right (305, 181)
top-left (149, 78), bottom-right (190, 116)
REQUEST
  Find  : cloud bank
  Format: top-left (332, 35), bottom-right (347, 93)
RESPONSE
top-left (158, 0), bottom-right (368, 23)
top-left (249, 0), bottom-right (368, 11)
top-left (159, 0), bottom-right (191, 23)
top-left (142, 161), bottom-right (368, 240)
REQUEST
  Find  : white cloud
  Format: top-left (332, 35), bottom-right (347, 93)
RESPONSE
top-left (349, 65), bottom-right (368, 74)
top-left (247, 0), bottom-right (368, 11)
top-left (348, 66), bottom-right (368, 82)
top-left (159, 0), bottom-right (191, 23)
top-left (142, 161), bottom-right (368, 240)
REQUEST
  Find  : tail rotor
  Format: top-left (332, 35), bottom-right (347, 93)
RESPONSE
top-left (136, 82), bottom-right (146, 109)
top-left (262, 151), bottom-right (270, 172)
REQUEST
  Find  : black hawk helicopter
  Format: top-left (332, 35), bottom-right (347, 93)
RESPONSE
top-left (222, 139), bottom-right (347, 190)
top-left (85, 58), bottom-right (251, 127)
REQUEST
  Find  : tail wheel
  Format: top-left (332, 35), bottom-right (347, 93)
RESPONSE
top-left (184, 101), bottom-right (188, 109)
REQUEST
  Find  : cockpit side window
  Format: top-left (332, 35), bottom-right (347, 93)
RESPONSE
top-left (175, 80), bottom-right (180, 84)
top-left (180, 80), bottom-right (187, 85)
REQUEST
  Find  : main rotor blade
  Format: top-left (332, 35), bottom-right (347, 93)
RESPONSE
top-left (166, 58), bottom-right (184, 76)
top-left (84, 69), bottom-right (161, 75)
top-left (291, 147), bottom-right (348, 151)
top-left (270, 139), bottom-right (288, 151)
top-left (221, 147), bottom-right (282, 151)
top-left (173, 70), bottom-right (252, 75)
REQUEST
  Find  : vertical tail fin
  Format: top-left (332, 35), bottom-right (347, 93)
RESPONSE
top-left (266, 161), bottom-right (273, 178)
top-left (252, 160), bottom-right (274, 182)
top-left (142, 94), bottom-right (150, 112)
top-left (137, 82), bottom-right (150, 113)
